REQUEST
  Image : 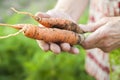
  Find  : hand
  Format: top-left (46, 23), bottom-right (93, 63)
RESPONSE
top-left (81, 17), bottom-right (120, 52)
top-left (35, 10), bottom-right (79, 54)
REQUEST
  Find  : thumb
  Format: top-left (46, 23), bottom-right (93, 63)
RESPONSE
top-left (35, 12), bottom-right (51, 18)
top-left (81, 28), bottom-right (103, 49)
top-left (79, 17), bottom-right (108, 32)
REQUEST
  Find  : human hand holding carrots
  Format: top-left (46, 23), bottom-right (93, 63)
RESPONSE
top-left (1, 14), bottom-right (119, 53)
top-left (35, 10), bottom-right (83, 54)
top-left (81, 17), bottom-right (120, 52)
top-left (0, 8), bottom-right (85, 54)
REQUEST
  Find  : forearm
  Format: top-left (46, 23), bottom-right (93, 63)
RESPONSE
top-left (54, 0), bottom-right (89, 22)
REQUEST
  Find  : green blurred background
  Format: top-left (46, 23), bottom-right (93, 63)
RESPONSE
top-left (0, 0), bottom-right (120, 80)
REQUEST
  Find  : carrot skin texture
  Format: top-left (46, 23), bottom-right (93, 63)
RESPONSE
top-left (23, 25), bottom-right (82, 45)
top-left (0, 23), bottom-right (83, 45)
top-left (11, 8), bottom-right (84, 33)
top-left (35, 17), bottom-right (84, 33)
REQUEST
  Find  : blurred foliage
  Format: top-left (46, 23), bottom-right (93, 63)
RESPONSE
top-left (110, 49), bottom-right (120, 80)
top-left (0, 0), bottom-right (95, 80)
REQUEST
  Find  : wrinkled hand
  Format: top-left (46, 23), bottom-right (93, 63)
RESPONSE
top-left (81, 17), bottom-right (120, 52)
top-left (35, 10), bottom-right (79, 54)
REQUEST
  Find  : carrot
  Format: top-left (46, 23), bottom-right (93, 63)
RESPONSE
top-left (11, 8), bottom-right (84, 33)
top-left (0, 23), bottom-right (84, 45)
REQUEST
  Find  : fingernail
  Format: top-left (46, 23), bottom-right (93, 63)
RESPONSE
top-left (50, 43), bottom-right (61, 54)
top-left (42, 44), bottom-right (49, 51)
top-left (60, 43), bottom-right (71, 52)
top-left (70, 47), bottom-right (80, 54)
top-left (37, 40), bottom-right (49, 51)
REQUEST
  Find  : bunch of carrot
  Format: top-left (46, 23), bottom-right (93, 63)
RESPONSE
top-left (0, 8), bottom-right (85, 45)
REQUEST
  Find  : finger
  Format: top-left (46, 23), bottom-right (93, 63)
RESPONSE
top-left (46, 10), bottom-right (73, 21)
top-left (35, 12), bottom-right (51, 18)
top-left (107, 43), bottom-right (120, 52)
top-left (69, 47), bottom-right (79, 54)
top-left (79, 18), bottom-right (108, 32)
top-left (100, 39), bottom-right (120, 52)
top-left (79, 24), bottom-right (89, 32)
top-left (81, 28), bottom-right (105, 49)
top-left (37, 40), bottom-right (49, 51)
top-left (88, 18), bottom-right (108, 31)
top-left (50, 42), bottom-right (61, 54)
top-left (60, 43), bottom-right (71, 52)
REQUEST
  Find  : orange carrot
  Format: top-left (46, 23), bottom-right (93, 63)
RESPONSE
top-left (11, 8), bottom-right (84, 33)
top-left (0, 23), bottom-right (84, 45)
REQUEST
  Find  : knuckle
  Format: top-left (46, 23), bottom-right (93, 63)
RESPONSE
top-left (99, 31), bottom-right (108, 39)
top-left (50, 43), bottom-right (61, 54)
top-left (102, 41), bottom-right (106, 47)
top-left (103, 47), bottom-right (111, 52)
top-left (91, 26), bottom-right (96, 31)
top-left (100, 45), bottom-right (111, 52)
top-left (82, 42), bottom-right (91, 49)
top-left (103, 41), bottom-right (110, 48)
